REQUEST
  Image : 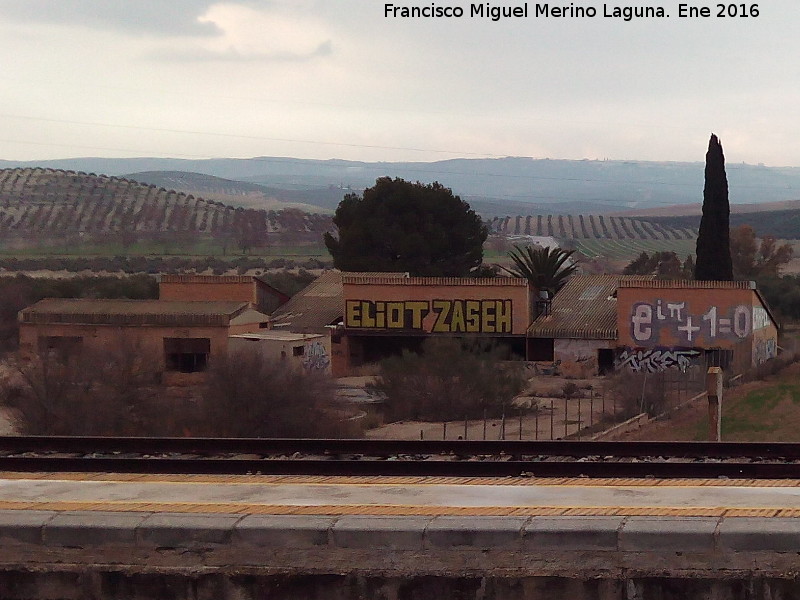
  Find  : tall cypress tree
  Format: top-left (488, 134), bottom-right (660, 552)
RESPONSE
top-left (694, 133), bottom-right (733, 281)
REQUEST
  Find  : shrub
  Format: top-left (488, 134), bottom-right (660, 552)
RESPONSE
top-left (5, 344), bottom-right (162, 435)
top-left (604, 370), bottom-right (669, 418)
top-left (370, 338), bottom-right (526, 422)
top-left (192, 349), bottom-right (358, 438)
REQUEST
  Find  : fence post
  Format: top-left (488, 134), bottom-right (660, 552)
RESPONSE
top-left (707, 367), bottom-right (723, 441)
top-left (577, 396), bottom-right (582, 440)
top-left (464, 417), bottom-right (468, 440)
top-left (519, 408), bottom-right (523, 440)
top-left (483, 409), bottom-right (487, 440)
top-left (550, 399), bottom-right (554, 440)
top-left (443, 422), bottom-right (447, 440)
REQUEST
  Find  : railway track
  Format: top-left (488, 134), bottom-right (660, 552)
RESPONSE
top-left (1, 437), bottom-right (800, 478)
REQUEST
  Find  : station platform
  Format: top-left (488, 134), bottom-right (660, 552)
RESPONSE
top-left (2, 471), bottom-right (800, 598)
top-left (1, 472), bottom-right (800, 517)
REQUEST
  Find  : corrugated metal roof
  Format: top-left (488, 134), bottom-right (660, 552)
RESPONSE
top-left (269, 270), bottom-right (344, 333)
top-left (19, 299), bottom-right (249, 326)
top-left (527, 275), bottom-right (652, 340)
top-left (230, 331), bottom-right (324, 342)
top-left (229, 308), bottom-right (271, 326)
top-left (618, 279), bottom-right (756, 289)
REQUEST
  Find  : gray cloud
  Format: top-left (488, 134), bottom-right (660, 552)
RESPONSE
top-left (151, 39), bottom-right (333, 62)
top-left (0, 0), bottom-right (229, 36)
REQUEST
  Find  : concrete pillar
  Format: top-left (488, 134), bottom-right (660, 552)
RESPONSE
top-left (707, 366), bottom-right (723, 442)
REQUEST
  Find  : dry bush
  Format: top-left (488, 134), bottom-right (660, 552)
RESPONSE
top-left (370, 338), bottom-right (526, 422)
top-left (191, 349), bottom-right (358, 438)
top-left (604, 370), bottom-right (669, 419)
top-left (5, 343), bottom-right (161, 436)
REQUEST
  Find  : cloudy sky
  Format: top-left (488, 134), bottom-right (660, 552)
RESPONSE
top-left (0, 1), bottom-right (797, 166)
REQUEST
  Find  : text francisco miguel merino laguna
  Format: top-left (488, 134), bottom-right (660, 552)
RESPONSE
top-left (385, 3), bottom-right (669, 21)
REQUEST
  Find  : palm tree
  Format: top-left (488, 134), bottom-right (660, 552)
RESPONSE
top-left (500, 245), bottom-right (577, 295)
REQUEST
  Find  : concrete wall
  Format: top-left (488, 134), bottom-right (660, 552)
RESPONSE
top-left (3, 511), bottom-right (800, 599)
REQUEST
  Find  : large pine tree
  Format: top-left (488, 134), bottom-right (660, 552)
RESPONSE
top-left (694, 134), bottom-right (733, 281)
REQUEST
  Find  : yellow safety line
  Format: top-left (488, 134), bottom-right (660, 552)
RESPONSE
top-left (1, 472), bottom-right (799, 488)
top-left (0, 500), bottom-right (794, 517)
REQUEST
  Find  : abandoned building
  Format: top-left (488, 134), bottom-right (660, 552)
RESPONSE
top-left (18, 299), bottom-right (269, 376)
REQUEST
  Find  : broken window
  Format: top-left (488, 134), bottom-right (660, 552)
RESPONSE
top-left (164, 338), bottom-right (211, 373)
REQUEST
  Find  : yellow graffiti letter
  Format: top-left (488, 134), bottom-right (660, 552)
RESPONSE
top-left (465, 300), bottom-right (481, 333)
top-left (432, 300), bottom-right (451, 332)
top-left (495, 300), bottom-right (512, 333)
top-left (405, 301), bottom-right (429, 329)
top-left (345, 300), bottom-right (361, 327)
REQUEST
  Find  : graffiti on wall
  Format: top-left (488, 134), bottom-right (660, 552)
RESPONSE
top-left (616, 347), bottom-right (701, 373)
top-left (345, 299), bottom-right (513, 333)
top-left (753, 306), bottom-right (771, 331)
top-left (753, 338), bottom-right (778, 365)
top-left (630, 301), bottom-right (754, 345)
top-left (302, 340), bottom-right (330, 371)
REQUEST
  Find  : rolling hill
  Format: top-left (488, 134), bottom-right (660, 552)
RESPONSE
top-left (0, 168), bottom-right (332, 240)
top-left (3, 156), bottom-right (800, 214)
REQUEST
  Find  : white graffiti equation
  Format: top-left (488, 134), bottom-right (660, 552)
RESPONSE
top-left (616, 348), bottom-right (701, 373)
top-left (631, 302), bottom-right (752, 345)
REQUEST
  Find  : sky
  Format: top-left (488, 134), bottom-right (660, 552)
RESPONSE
top-left (0, 1), bottom-right (798, 166)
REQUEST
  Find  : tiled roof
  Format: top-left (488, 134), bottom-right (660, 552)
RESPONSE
top-left (342, 275), bottom-right (527, 286)
top-left (19, 299), bottom-right (249, 326)
top-left (527, 275), bottom-right (653, 340)
top-left (159, 274), bottom-right (255, 284)
top-left (269, 270), bottom-right (345, 333)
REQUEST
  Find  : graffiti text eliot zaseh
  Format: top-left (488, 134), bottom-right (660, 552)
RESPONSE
top-left (345, 299), bottom-right (513, 333)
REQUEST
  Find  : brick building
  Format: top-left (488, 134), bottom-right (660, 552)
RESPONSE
top-left (616, 279), bottom-right (778, 373)
top-left (325, 273), bottom-right (779, 377)
top-left (18, 299), bottom-right (269, 376)
top-left (332, 274), bottom-right (533, 376)
top-left (159, 274), bottom-right (289, 315)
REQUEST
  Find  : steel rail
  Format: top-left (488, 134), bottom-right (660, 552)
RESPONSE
top-left (0, 456), bottom-right (797, 478)
top-left (0, 437), bottom-right (797, 478)
top-left (0, 437), bottom-right (799, 460)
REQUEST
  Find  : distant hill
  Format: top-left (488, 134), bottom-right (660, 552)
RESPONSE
top-left (645, 210), bottom-right (800, 240)
top-left (3, 156), bottom-right (800, 214)
top-left (490, 214), bottom-right (696, 241)
top-left (613, 199), bottom-right (800, 218)
top-left (124, 171), bottom-right (332, 214)
top-left (0, 168), bottom-right (332, 240)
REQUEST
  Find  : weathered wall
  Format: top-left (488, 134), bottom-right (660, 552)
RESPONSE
top-left (554, 339), bottom-right (613, 377)
top-left (616, 282), bottom-right (777, 372)
top-left (160, 276), bottom-right (256, 304)
top-left (3, 571), bottom-right (800, 600)
top-left (229, 334), bottom-right (331, 373)
top-left (19, 322), bottom-right (233, 370)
